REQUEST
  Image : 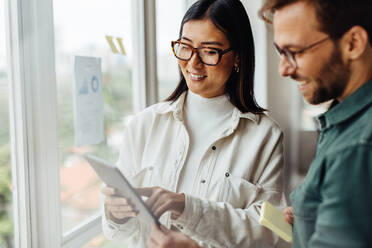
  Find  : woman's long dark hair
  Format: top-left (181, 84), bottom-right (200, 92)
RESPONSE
top-left (166, 0), bottom-right (265, 113)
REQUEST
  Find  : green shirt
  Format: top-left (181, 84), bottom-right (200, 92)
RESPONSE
top-left (290, 80), bottom-right (372, 248)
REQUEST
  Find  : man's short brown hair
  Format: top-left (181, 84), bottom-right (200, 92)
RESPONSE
top-left (259, 0), bottom-right (372, 45)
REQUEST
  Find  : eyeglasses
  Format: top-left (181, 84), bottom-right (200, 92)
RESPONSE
top-left (274, 36), bottom-right (330, 69)
top-left (171, 40), bottom-right (233, 66)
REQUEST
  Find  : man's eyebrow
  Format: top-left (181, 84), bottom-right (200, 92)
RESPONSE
top-left (275, 42), bottom-right (306, 50)
top-left (180, 36), bottom-right (224, 47)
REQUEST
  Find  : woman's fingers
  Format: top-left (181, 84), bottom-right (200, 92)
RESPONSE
top-left (147, 225), bottom-right (171, 248)
top-left (101, 186), bottom-right (116, 196)
top-left (137, 187), bottom-right (154, 197)
top-left (105, 195), bottom-right (130, 205)
top-left (139, 187), bottom-right (164, 209)
top-left (152, 200), bottom-right (173, 218)
top-left (107, 203), bottom-right (138, 219)
top-left (107, 204), bottom-right (135, 212)
top-left (147, 224), bottom-right (200, 248)
top-left (159, 224), bottom-right (171, 234)
top-left (137, 186), bottom-right (185, 218)
top-left (143, 188), bottom-right (170, 216)
top-left (111, 211), bottom-right (137, 219)
top-left (103, 192), bottom-right (139, 219)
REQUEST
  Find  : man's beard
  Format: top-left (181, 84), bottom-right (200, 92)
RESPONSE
top-left (293, 45), bottom-right (351, 105)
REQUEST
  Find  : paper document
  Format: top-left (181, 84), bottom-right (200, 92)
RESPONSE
top-left (259, 201), bottom-right (293, 243)
top-left (74, 56), bottom-right (104, 147)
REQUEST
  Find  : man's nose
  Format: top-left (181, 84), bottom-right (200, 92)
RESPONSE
top-left (278, 56), bottom-right (296, 77)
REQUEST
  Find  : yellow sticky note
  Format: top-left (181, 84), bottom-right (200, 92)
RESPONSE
top-left (259, 201), bottom-right (293, 243)
top-left (105, 35), bottom-right (119, 54)
top-left (116, 37), bottom-right (127, 55)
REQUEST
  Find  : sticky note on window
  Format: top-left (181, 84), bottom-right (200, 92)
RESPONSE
top-left (105, 35), bottom-right (119, 54)
top-left (259, 201), bottom-right (293, 243)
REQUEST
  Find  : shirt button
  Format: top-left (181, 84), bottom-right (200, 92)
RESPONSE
top-left (225, 172), bottom-right (230, 177)
top-left (201, 179), bottom-right (206, 183)
top-left (212, 146), bottom-right (216, 150)
top-left (178, 225), bottom-right (183, 230)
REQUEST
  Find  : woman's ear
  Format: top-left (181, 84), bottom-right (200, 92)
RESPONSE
top-left (233, 55), bottom-right (240, 68)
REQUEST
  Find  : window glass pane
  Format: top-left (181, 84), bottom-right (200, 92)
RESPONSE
top-left (0, 0), bottom-right (14, 247)
top-left (53, 0), bottom-right (134, 233)
top-left (156, 0), bottom-right (187, 101)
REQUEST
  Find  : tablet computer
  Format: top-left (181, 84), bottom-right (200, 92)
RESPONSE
top-left (83, 153), bottom-right (161, 227)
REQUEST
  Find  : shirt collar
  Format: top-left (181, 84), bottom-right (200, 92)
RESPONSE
top-left (155, 91), bottom-right (259, 124)
top-left (317, 79), bottom-right (372, 130)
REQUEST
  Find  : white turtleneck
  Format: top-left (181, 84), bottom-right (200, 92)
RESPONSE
top-left (177, 90), bottom-right (235, 194)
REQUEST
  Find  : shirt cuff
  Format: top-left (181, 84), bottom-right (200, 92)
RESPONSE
top-left (171, 194), bottom-right (203, 232)
top-left (102, 207), bottom-right (138, 237)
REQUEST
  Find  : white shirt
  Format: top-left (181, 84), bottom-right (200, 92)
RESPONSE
top-left (178, 91), bottom-right (234, 193)
top-left (102, 91), bottom-right (286, 248)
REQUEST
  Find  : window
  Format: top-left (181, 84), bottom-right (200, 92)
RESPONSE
top-left (0, 0), bottom-right (14, 247)
top-left (156, 0), bottom-right (188, 101)
top-left (53, 0), bottom-right (134, 234)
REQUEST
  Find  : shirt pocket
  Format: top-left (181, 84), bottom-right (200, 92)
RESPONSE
top-left (217, 172), bottom-right (260, 208)
top-left (128, 165), bottom-right (163, 188)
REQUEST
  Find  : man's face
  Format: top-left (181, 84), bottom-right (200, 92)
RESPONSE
top-left (273, 1), bottom-right (350, 104)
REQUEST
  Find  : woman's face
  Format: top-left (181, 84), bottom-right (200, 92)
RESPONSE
top-left (178, 19), bottom-right (238, 98)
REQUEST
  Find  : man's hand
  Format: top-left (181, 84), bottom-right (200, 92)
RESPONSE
top-left (284, 206), bottom-right (294, 225)
top-left (147, 224), bottom-right (200, 248)
top-left (137, 187), bottom-right (185, 219)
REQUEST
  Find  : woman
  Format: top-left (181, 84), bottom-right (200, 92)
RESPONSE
top-left (101, 0), bottom-right (286, 247)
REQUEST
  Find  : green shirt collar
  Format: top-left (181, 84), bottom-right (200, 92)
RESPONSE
top-left (318, 79), bottom-right (372, 130)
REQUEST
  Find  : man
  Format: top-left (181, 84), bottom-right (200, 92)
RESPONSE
top-left (261, 0), bottom-right (372, 247)
top-left (147, 0), bottom-right (372, 247)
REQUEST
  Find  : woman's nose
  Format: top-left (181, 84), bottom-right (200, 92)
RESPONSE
top-left (188, 52), bottom-right (203, 68)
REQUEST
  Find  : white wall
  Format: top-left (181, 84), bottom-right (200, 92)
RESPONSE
top-left (242, 0), bottom-right (317, 194)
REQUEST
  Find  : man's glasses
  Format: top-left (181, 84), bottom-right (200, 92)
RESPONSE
top-left (171, 40), bottom-right (233, 66)
top-left (274, 36), bottom-right (330, 69)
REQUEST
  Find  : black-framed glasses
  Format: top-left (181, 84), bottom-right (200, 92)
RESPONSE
top-left (171, 40), bottom-right (233, 66)
top-left (274, 36), bottom-right (330, 69)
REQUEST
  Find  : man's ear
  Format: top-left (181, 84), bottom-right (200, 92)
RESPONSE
top-left (340, 26), bottom-right (369, 60)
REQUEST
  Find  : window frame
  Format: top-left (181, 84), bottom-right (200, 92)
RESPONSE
top-left (5, 0), bottom-right (159, 247)
top-left (6, 0), bottom-right (62, 246)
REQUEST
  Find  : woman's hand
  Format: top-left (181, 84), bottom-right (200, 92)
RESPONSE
top-left (137, 187), bottom-right (185, 219)
top-left (283, 206), bottom-right (294, 226)
top-left (101, 186), bottom-right (138, 224)
top-left (147, 224), bottom-right (200, 248)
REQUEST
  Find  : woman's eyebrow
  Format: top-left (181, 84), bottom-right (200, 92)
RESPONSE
top-left (180, 36), bottom-right (224, 47)
top-left (200, 41), bottom-right (224, 46)
top-left (180, 36), bottom-right (192, 42)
